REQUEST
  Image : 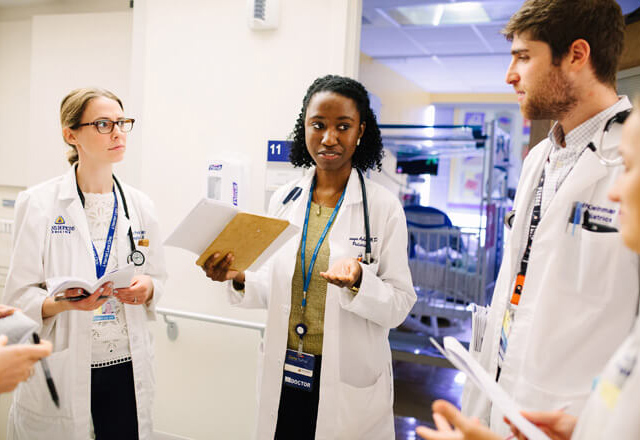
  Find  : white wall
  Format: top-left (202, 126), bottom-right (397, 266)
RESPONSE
top-left (26, 11), bottom-right (134, 186)
top-left (130, 1), bottom-right (362, 438)
top-left (0, 20), bottom-right (31, 187)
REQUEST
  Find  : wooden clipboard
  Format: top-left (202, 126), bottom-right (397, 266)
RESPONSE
top-left (195, 213), bottom-right (290, 271)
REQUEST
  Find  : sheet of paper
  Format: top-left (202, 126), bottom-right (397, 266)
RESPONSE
top-left (46, 263), bottom-right (135, 296)
top-left (164, 198), bottom-right (238, 255)
top-left (430, 337), bottom-right (550, 440)
top-left (165, 198), bottom-right (299, 272)
top-left (0, 312), bottom-right (38, 344)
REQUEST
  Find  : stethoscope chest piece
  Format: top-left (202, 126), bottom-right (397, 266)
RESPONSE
top-left (128, 250), bottom-right (146, 266)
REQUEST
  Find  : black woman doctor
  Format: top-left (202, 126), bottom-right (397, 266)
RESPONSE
top-left (203, 75), bottom-right (416, 439)
top-left (4, 88), bottom-right (167, 440)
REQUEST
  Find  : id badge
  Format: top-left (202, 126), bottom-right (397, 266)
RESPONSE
top-left (500, 306), bottom-right (515, 353)
top-left (283, 349), bottom-right (315, 392)
top-left (598, 379), bottom-right (621, 409)
top-left (93, 298), bottom-right (116, 322)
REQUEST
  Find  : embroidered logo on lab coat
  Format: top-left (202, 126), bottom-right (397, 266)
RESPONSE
top-left (51, 216), bottom-right (75, 234)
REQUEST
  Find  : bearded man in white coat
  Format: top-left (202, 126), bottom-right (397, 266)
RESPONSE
top-left (461, 0), bottom-right (640, 436)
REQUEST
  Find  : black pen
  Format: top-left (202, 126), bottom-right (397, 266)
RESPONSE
top-left (31, 333), bottom-right (60, 408)
top-left (54, 294), bottom-right (110, 302)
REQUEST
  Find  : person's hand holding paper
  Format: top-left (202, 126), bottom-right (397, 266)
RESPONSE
top-left (0, 308), bottom-right (52, 394)
top-left (0, 304), bottom-right (18, 318)
top-left (416, 400), bottom-right (501, 440)
top-left (164, 198), bottom-right (299, 274)
top-left (58, 283), bottom-right (113, 311)
top-left (203, 252), bottom-right (246, 288)
top-left (505, 411), bottom-right (576, 440)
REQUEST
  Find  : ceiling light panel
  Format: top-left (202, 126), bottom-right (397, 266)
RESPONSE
top-left (388, 2), bottom-right (491, 27)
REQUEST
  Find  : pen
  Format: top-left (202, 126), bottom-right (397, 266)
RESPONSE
top-left (31, 333), bottom-right (60, 408)
top-left (282, 186), bottom-right (302, 205)
top-left (571, 202), bottom-right (582, 235)
top-left (54, 295), bottom-right (110, 302)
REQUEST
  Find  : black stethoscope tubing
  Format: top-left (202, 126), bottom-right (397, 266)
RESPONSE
top-left (356, 169), bottom-right (372, 264)
top-left (586, 109), bottom-right (631, 166)
top-left (75, 171), bottom-right (145, 266)
top-left (505, 109), bottom-right (633, 229)
top-left (281, 169), bottom-right (372, 264)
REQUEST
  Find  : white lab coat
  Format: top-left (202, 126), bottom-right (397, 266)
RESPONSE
top-left (4, 165), bottom-right (167, 440)
top-left (461, 98), bottom-right (639, 436)
top-left (227, 168), bottom-right (416, 440)
top-left (571, 313), bottom-right (640, 439)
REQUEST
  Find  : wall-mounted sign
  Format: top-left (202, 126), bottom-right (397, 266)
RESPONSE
top-left (267, 140), bottom-right (292, 162)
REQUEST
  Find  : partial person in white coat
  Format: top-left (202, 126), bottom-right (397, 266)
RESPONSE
top-left (460, 0), bottom-right (639, 436)
top-left (415, 98), bottom-right (640, 440)
top-left (203, 75), bottom-right (416, 440)
top-left (0, 304), bottom-right (52, 394)
top-left (4, 88), bottom-right (167, 440)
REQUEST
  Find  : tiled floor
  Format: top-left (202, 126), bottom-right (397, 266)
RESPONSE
top-left (393, 361), bottom-right (465, 439)
top-left (391, 318), bottom-right (470, 440)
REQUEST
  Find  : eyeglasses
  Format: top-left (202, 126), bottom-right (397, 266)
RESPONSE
top-left (74, 118), bottom-right (135, 134)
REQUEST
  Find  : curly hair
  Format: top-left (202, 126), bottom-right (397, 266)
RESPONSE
top-left (289, 75), bottom-right (384, 172)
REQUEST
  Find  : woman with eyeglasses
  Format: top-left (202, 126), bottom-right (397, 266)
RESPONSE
top-left (4, 88), bottom-right (167, 440)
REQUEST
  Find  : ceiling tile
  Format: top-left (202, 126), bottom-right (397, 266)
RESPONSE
top-left (361, 26), bottom-right (428, 57)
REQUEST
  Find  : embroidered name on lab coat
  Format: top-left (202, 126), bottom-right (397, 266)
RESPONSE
top-left (132, 229), bottom-right (146, 240)
top-left (582, 203), bottom-right (617, 224)
top-left (349, 236), bottom-right (378, 247)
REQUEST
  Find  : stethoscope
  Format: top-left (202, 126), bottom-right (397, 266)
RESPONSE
top-left (504, 109), bottom-right (633, 230)
top-left (279, 169), bottom-right (372, 264)
top-left (586, 109), bottom-right (631, 167)
top-left (75, 172), bottom-right (146, 266)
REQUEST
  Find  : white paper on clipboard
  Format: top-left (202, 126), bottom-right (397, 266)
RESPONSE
top-left (164, 198), bottom-right (298, 272)
top-left (430, 337), bottom-right (550, 440)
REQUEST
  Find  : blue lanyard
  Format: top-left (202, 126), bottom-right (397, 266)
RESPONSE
top-left (300, 178), bottom-right (346, 301)
top-left (91, 188), bottom-right (118, 278)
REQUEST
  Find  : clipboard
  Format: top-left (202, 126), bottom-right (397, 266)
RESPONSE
top-left (195, 213), bottom-right (290, 271)
top-left (165, 198), bottom-right (299, 272)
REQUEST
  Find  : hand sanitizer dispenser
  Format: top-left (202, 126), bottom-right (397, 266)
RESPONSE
top-left (207, 159), bottom-right (246, 210)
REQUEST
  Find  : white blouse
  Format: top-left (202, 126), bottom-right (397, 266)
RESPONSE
top-left (83, 192), bottom-right (132, 368)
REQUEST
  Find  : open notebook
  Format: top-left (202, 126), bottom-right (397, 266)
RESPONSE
top-left (46, 264), bottom-right (135, 301)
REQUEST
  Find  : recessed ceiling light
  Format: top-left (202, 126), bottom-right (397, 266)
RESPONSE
top-left (388, 2), bottom-right (491, 26)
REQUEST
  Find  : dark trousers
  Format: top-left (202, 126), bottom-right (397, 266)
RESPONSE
top-left (274, 354), bottom-right (322, 440)
top-left (91, 361), bottom-right (139, 440)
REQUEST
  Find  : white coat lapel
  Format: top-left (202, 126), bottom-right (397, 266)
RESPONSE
top-left (115, 183), bottom-right (132, 269)
top-left (544, 147), bottom-right (607, 216)
top-left (275, 173), bottom-right (313, 301)
top-left (507, 145), bottom-right (549, 264)
top-left (59, 166), bottom-right (95, 267)
top-left (342, 168), bottom-right (363, 207)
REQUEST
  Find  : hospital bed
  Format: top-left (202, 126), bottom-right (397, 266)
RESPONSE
top-left (403, 205), bottom-right (491, 336)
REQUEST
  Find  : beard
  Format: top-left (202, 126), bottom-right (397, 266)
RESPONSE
top-left (522, 66), bottom-right (578, 121)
